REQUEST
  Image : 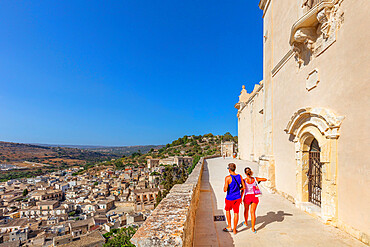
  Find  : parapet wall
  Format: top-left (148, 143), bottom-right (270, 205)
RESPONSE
top-left (131, 155), bottom-right (219, 247)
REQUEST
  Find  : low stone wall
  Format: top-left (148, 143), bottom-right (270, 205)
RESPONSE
top-left (131, 155), bottom-right (219, 247)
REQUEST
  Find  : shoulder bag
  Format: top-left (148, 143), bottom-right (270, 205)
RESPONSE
top-left (253, 177), bottom-right (262, 197)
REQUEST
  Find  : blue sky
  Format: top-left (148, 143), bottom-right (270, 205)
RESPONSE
top-left (0, 1), bottom-right (263, 146)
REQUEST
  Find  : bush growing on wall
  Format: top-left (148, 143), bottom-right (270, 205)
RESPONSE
top-left (188, 155), bottom-right (201, 174)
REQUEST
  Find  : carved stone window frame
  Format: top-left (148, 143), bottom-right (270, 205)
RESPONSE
top-left (285, 107), bottom-right (344, 222)
top-left (290, 0), bottom-right (344, 66)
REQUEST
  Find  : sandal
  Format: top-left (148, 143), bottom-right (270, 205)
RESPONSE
top-left (251, 228), bottom-right (257, 233)
top-left (243, 221), bottom-right (248, 227)
top-left (223, 227), bottom-right (232, 232)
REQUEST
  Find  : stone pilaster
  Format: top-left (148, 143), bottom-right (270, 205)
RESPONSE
top-left (259, 155), bottom-right (276, 193)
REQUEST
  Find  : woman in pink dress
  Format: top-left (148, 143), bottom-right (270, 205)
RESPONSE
top-left (242, 167), bottom-right (267, 233)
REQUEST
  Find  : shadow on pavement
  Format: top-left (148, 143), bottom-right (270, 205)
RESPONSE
top-left (237, 210), bottom-right (293, 232)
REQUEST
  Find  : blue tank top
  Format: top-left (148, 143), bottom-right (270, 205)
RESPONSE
top-left (226, 174), bottom-right (242, 200)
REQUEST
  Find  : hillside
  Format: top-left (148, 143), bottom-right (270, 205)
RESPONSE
top-left (0, 133), bottom-right (237, 181)
top-left (0, 141), bottom-right (119, 167)
top-left (101, 132), bottom-right (237, 169)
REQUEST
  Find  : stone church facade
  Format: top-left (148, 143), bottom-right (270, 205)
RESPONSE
top-left (236, 0), bottom-right (369, 244)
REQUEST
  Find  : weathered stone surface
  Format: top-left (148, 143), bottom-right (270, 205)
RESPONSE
top-left (131, 155), bottom-right (220, 247)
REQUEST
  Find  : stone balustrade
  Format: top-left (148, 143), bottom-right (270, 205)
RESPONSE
top-left (131, 155), bottom-right (220, 247)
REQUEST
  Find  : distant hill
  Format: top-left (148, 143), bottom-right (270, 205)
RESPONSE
top-left (32, 143), bottom-right (108, 149)
top-left (0, 141), bottom-right (119, 167)
top-left (31, 143), bottom-right (165, 156)
top-left (87, 145), bottom-right (164, 155)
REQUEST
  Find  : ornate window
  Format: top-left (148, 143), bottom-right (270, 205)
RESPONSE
top-left (290, 0), bottom-right (344, 66)
top-left (285, 107), bottom-right (344, 221)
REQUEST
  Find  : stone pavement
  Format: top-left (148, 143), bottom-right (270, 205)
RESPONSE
top-left (193, 157), bottom-right (366, 247)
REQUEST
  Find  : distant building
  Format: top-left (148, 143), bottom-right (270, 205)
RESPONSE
top-left (30, 189), bottom-right (62, 201)
top-left (147, 159), bottom-right (159, 169)
top-left (221, 141), bottom-right (235, 158)
top-left (127, 213), bottom-right (144, 225)
top-left (53, 230), bottom-right (104, 247)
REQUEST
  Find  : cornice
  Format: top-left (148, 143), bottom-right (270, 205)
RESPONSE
top-left (258, 0), bottom-right (267, 10)
top-left (245, 83), bottom-right (263, 105)
top-left (271, 50), bottom-right (294, 77)
top-left (259, 0), bottom-right (271, 17)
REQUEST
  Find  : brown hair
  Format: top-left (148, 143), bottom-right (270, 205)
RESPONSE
top-left (244, 167), bottom-right (253, 176)
top-left (228, 163), bottom-right (236, 172)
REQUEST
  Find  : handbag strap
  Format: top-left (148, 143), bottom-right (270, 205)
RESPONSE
top-left (254, 177), bottom-right (260, 189)
top-left (231, 175), bottom-right (242, 190)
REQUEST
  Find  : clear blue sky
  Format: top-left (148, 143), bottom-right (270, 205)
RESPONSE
top-left (0, 1), bottom-right (263, 146)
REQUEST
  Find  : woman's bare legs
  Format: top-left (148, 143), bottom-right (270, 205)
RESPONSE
top-left (243, 203), bottom-right (249, 226)
top-left (250, 202), bottom-right (257, 231)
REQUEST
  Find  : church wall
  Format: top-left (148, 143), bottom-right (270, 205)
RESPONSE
top-left (253, 90), bottom-right (264, 162)
top-left (238, 104), bottom-right (253, 160)
top-left (269, 0), bottom-right (370, 240)
top-left (237, 83), bottom-right (264, 163)
top-left (261, 2), bottom-right (274, 187)
top-left (271, 0), bottom-right (299, 68)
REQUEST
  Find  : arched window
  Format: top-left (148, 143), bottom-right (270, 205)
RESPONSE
top-left (310, 138), bottom-right (320, 152)
top-left (308, 138), bottom-right (322, 206)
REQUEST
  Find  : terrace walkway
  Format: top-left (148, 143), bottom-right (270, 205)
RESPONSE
top-left (193, 157), bottom-right (365, 247)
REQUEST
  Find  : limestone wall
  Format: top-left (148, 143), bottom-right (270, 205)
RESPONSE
top-left (236, 83), bottom-right (264, 162)
top-left (272, 0), bottom-right (370, 242)
top-left (256, 0), bottom-right (370, 244)
top-left (131, 155), bottom-right (220, 247)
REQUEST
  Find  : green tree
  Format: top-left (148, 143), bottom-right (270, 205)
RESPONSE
top-left (222, 132), bottom-right (233, 142)
top-left (188, 155), bottom-right (201, 174)
top-left (155, 190), bottom-right (162, 207)
top-left (103, 227), bottom-right (137, 247)
top-left (23, 189), bottom-right (28, 197)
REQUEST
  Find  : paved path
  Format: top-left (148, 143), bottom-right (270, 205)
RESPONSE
top-left (193, 157), bottom-right (366, 247)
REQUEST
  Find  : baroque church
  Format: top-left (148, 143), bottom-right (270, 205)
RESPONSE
top-left (236, 0), bottom-right (369, 244)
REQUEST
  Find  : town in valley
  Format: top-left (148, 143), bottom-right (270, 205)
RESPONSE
top-left (0, 134), bottom-right (235, 246)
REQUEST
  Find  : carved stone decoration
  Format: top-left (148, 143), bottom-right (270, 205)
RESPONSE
top-left (317, 8), bottom-right (331, 38)
top-left (290, 0), bottom-right (344, 66)
top-left (285, 107), bottom-right (343, 224)
top-left (284, 107), bottom-right (345, 140)
top-left (314, 6), bottom-right (337, 56)
top-left (235, 85), bottom-right (249, 119)
top-left (293, 44), bottom-right (304, 66)
top-left (306, 69), bottom-right (320, 91)
top-left (294, 27), bottom-right (316, 46)
top-left (292, 27), bottom-right (317, 66)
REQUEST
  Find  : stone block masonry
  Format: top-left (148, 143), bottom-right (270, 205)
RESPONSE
top-left (131, 155), bottom-right (220, 247)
